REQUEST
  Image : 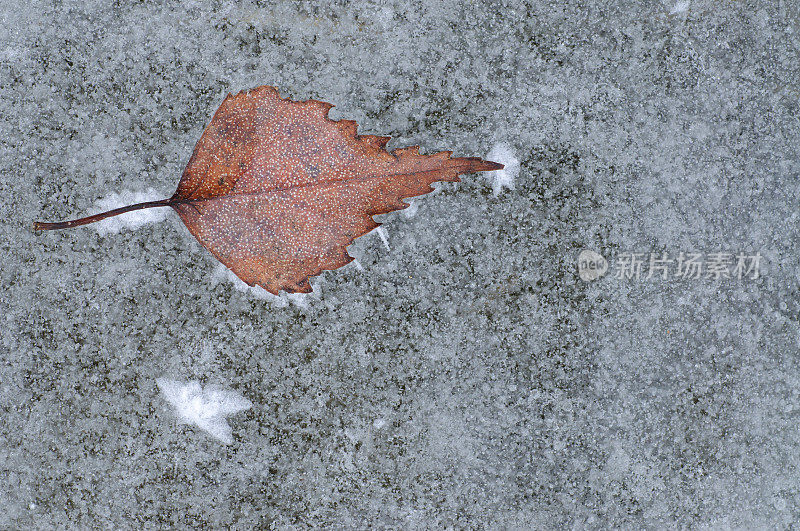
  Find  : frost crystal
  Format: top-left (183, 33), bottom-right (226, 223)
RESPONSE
top-left (375, 226), bottom-right (390, 251)
top-left (485, 143), bottom-right (520, 196)
top-left (156, 378), bottom-right (252, 444)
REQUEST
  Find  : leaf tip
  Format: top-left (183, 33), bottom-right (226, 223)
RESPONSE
top-left (461, 157), bottom-right (505, 172)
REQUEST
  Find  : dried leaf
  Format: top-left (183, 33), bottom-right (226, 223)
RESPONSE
top-left (35, 86), bottom-right (503, 294)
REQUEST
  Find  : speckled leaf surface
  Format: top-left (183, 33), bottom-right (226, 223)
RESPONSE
top-left (171, 86), bottom-right (501, 294)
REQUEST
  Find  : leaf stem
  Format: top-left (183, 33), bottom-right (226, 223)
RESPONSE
top-left (33, 199), bottom-right (174, 231)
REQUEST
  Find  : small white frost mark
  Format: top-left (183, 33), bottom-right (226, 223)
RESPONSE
top-left (375, 6), bottom-right (395, 29)
top-left (286, 291), bottom-right (311, 309)
top-left (0, 46), bottom-right (23, 62)
top-left (485, 143), bottom-right (520, 196)
top-left (669, 0), bottom-right (689, 14)
top-left (403, 200), bottom-right (419, 218)
top-left (351, 258), bottom-right (365, 272)
top-left (375, 226), bottom-right (390, 251)
top-left (156, 378), bottom-right (252, 445)
top-left (212, 263), bottom-right (314, 308)
top-left (92, 187), bottom-right (169, 235)
top-left (373, 418), bottom-right (387, 430)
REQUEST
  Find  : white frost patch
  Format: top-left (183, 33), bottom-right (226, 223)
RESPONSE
top-left (485, 143), bottom-right (520, 196)
top-left (375, 226), bottom-right (390, 251)
top-left (156, 378), bottom-right (252, 444)
top-left (286, 290), bottom-right (313, 309)
top-left (92, 188), bottom-right (169, 235)
top-left (403, 200), bottom-right (419, 218)
top-left (669, 0), bottom-right (690, 14)
top-left (212, 263), bottom-right (316, 308)
top-left (374, 6), bottom-right (395, 29)
top-left (0, 46), bottom-right (24, 62)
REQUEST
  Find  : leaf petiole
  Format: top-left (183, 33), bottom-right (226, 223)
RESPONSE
top-left (33, 198), bottom-right (174, 231)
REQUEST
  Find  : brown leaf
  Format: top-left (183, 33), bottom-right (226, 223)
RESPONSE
top-left (35, 86), bottom-right (503, 294)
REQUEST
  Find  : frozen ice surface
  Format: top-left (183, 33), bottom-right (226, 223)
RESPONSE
top-left (212, 262), bottom-right (277, 302)
top-left (669, 1), bottom-right (690, 14)
top-left (211, 263), bottom-right (315, 308)
top-left (485, 142), bottom-right (520, 196)
top-left (4, 0), bottom-right (800, 528)
top-left (156, 378), bottom-right (252, 445)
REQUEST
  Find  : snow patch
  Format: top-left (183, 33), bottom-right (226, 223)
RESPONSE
top-left (669, 0), bottom-right (690, 14)
top-left (403, 200), bottom-right (419, 218)
top-left (92, 188), bottom-right (169, 235)
top-left (485, 143), bottom-right (520, 196)
top-left (0, 46), bottom-right (24, 62)
top-left (156, 378), bottom-right (252, 444)
top-left (212, 263), bottom-right (316, 308)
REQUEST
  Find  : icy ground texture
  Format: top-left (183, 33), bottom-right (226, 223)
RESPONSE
top-left (2, 0), bottom-right (800, 528)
